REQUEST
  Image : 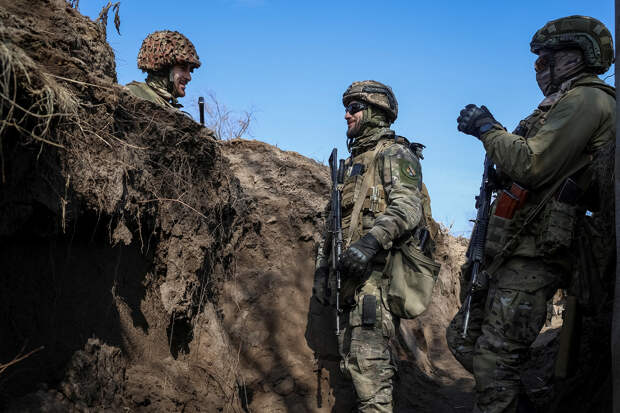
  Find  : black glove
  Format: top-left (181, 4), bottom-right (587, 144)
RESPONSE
top-left (457, 104), bottom-right (499, 138)
top-left (338, 233), bottom-right (382, 275)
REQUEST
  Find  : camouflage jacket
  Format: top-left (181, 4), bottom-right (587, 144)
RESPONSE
top-left (481, 74), bottom-right (615, 274)
top-left (316, 128), bottom-right (424, 272)
top-left (125, 75), bottom-right (180, 109)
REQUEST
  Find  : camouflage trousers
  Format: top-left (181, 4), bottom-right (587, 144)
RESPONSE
top-left (446, 257), bottom-right (562, 413)
top-left (339, 268), bottom-right (397, 413)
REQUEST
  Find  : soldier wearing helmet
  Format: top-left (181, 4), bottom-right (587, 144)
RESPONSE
top-left (447, 16), bottom-right (616, 413)
top-left (312, 80), bottom-right (434, 412)
top-left (126, 30), bottom-right (201, 109)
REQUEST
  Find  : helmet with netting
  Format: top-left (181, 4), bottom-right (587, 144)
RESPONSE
top-left (137, 30), bottom-right (201, 72)
top-left (530, 15), bottom-right (614, 74)
top-left (342, 80), bottom-right (398, 122)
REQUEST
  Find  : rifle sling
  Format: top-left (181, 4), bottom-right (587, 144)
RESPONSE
top-left (485, 155), bottom-right (592, 275)
top-left (346, 139), bottom-right (391, 246)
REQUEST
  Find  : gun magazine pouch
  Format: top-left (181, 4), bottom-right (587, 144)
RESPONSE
top-left (361, 295), bottom-right (377, 327)
top-left (536, 198), bottom-right (577, 254)
top-left (485, 214), bottom-right (512, 257)
top-left (387, 242), bottom-right (440, 319)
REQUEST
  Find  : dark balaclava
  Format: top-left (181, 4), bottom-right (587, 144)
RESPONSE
top-left (536, 48), bottom-right (586, 96)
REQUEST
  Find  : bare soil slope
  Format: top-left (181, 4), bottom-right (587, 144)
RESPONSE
top-left (220, 139), bottom-right (475, 412)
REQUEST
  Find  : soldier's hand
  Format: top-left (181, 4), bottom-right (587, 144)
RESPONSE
top-left (338, 233), bottom-right (382, 275)
top-left (457, 104), bottom-right (499, 138)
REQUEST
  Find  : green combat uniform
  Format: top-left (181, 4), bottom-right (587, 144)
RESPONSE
top-left (126, 75), bottom-right (180, 109)
top-left (448, 16), bottom-right (615, 413)
top-left (314, 81), bottom-right (431, 412)
top-left (125, 30), bottom-right (201, 109)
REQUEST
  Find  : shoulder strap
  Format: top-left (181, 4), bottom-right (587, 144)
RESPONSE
top-left (346, 139), bottom-right (392, 246)
top-left (485, 155), bottom-right (592, 275)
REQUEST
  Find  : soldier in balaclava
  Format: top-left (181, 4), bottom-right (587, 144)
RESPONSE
top-left (313, 81), bottom-right (434, 412)
top-left (447, 16), bottom-right (615, 413)
top-left (126, 30), bottom-right (201, 108)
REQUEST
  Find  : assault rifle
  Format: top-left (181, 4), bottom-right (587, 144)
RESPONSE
top-left (329, 148), bottom-right (345, 336)
top-left (461, 155), bottom-right (494, 338)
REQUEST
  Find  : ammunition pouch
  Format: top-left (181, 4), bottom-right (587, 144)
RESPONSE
top-left (485, 184), bottom-right (528, 257)
top-left (535, 198), bottom-right (577, 254)
top-left (386, 240), bottom-right (440, 319)
top-left (485, 214), bottom-right (512, 257)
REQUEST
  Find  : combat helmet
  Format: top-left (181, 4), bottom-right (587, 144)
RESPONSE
top-left (530, 15), bottom-right (614, 74)
top-left (343, 80), bottom-right (398, 122)
top-left (137, 30), bottom-right (201, 73)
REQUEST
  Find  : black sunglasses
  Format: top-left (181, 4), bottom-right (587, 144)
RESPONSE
top-left (345, 101), bottom-right (367, 114)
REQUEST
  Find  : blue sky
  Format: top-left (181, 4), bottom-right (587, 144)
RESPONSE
top-left (79, 1), bottom-right (614, 235)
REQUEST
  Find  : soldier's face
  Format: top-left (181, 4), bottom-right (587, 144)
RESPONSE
top-left (171, 64), bottom-right (192, 97)
top-left (345, 103), bottom-right (364, 138)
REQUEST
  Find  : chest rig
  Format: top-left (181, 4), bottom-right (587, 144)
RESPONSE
top-left (486, 81), bottom-right (616, 265)
top-left (341, 138), bottom-right (410, 247)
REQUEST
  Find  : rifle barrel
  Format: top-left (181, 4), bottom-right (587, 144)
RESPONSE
top-left (198, 96), bottom-right (205, 126)
top-left (329, 148), bottom-right (344, 336)
top-left (462, 155), bottom-right (494, 338)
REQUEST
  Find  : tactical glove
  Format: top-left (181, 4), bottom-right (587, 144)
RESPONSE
top-left (312, 266), bottom-right (330, 305)
top-left (338, 233), bottom-right (382, 276)
top-left (457, 104), bottom-right (499, 138)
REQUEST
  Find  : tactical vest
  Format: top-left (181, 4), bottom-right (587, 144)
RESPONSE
top-left (341, 144), bottom-right (385, 247)
top-left (338, 136), bottom-right (439, 318)
top-left (485, 81), bottom-right (616, 269)
top-left (341, 137), bottom-right (422, 248)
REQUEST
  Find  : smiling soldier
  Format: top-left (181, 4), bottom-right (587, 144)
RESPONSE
top-left (313, 80), bottom-right (437, 412)
top-left (126, 30), bottom-right (201, 109)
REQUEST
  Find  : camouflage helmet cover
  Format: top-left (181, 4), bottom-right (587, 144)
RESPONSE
top-left (530, 15), bottom-right (614, 74)
top-left (342, 80), bottom-right (398, 122)
top-left (137, 30), bottom-right (202, 72)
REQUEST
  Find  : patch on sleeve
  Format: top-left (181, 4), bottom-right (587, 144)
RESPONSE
top-left (398, 159), bottom-right (421, 187)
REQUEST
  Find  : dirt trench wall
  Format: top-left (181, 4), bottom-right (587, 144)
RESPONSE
top-left (220, 139), bottom-right (474, 412)
top-left (0, 0), bottom-right (247, 411)
top-left (0, 0), bottom-right (473, 408)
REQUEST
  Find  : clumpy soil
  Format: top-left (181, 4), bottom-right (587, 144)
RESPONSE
top-left (0, 1), bottom-right (614, 412)
top-left (0, 0), bottom-right (245, 410)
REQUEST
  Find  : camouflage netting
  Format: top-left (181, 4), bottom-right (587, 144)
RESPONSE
top-left (137, 30), bottom-right (201, 72)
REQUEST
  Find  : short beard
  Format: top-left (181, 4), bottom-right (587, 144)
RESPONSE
top-left (346, 122), bottom-right (361, 139)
